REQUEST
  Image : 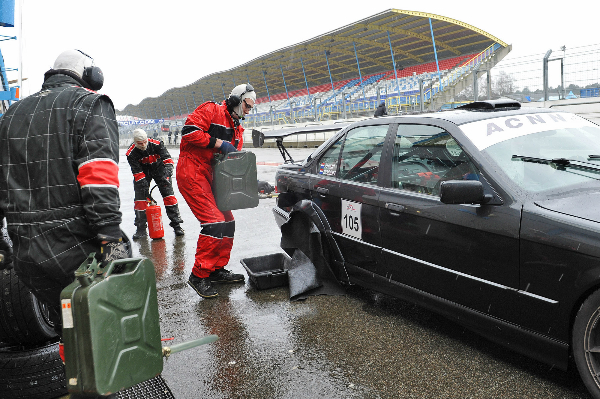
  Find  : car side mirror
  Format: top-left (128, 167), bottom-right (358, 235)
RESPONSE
top-left (439, 180), bottom-right (492, 204)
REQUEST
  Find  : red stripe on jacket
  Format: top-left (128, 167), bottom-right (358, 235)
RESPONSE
top-left (78, 159), bottom-right (119, 188)
top-left (133, 172), bottom-right (146, 182)
top-left (126, 143), bottom-right (136, 156)
top-left (163, 195), bottom-right (178, 206)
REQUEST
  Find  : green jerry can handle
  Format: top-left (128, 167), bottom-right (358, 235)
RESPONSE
top-left (74, 253), bottom-right (135, 287)
top-left (74, 253), bottom-right (101, 287)
top-left (103, 257), bottom-right (137, 278)
top-left (162, 335), bottom-right (219, 358)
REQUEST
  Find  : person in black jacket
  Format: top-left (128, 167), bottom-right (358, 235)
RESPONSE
top-left (0, 49), bottom-right (130, 340)
top-left (126, 128), bottom-right (184, 239)
top-left (374, 101), bottom-right (387, 117)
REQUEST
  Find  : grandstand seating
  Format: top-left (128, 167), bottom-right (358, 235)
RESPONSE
top-left (159, 48), bottom-right (495, 126)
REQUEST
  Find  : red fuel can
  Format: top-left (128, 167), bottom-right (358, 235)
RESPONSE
top-left (146, 201), bottom-right (164, 239)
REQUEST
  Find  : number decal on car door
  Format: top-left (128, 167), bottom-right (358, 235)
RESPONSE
top-left (341, 199), bottom-right (362, 240)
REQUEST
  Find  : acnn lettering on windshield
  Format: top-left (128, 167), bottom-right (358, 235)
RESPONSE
top-left (460, 112), bottom-right (595, 150)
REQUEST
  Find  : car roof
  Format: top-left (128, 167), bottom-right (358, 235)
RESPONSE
top-left (348, 105), bottom-right (562, 129)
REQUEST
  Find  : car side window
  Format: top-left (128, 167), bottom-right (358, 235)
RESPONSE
top-left (338, 125), bottom-right (388, 184)
top-left (317, 125), bottom-right (389, 184)
top-left (392, 125), bottom-right (480, 196)
top-left (316, 135), bottom-right (344, 177)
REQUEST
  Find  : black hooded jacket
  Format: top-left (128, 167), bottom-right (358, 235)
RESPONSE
top-left (0, 72), bottom-right (122, 239)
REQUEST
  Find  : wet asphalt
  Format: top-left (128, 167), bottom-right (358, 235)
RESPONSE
top-left (102, 146), bottom-right (591, 398)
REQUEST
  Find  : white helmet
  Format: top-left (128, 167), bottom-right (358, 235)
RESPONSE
top-left (52, 49), bottom-right (104, 90)
top-left (53, 50), bottom-right (92, 78)
top-left (227, 84), bottom-right (256, 118)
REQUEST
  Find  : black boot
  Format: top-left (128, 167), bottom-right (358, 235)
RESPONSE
top-left (132, 225), bottom-right (147, 239)
top-left (209, 268), bottom-right (245, 283)
top-left (173, 225), bottom-right (185, 236)
top-left (188, 273), bottom-right (218, 298)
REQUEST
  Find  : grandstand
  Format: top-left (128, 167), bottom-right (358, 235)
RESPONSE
top-left (117, 9), bottom-right (511, 144)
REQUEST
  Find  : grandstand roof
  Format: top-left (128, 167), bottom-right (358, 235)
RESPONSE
top-left (119, 9), bottom-right (508, 118)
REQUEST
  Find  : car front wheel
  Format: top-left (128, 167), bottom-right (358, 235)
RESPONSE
top-left (573, 288), bottom-right (600, 398)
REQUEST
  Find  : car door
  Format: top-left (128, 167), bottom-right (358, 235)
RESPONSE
top-left (310, 123), bottom-right (392, 273)
top-left (377, 121), bottom-right (522, 321)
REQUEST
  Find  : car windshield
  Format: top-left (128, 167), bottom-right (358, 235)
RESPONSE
top-left (459, 112), bottom-right (600, 193)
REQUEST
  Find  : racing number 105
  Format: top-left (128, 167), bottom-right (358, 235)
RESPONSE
top-left (343, 214), bottom-right (360, 232)
top-left (341, 199), bottom-right (362, 240)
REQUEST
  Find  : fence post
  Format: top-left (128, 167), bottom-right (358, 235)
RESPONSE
top-left (419, 79), bottom-right (424, 112)
top-left (543, 49), bottom-right (552, 101)
top-left (473, 65), bottom-right (480, 101)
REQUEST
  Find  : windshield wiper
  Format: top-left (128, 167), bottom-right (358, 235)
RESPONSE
top-left (512, 155), bottom-right (600, 173)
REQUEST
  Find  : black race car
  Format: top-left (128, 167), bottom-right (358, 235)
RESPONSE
top-left (269, 100), bottom-right (600, 398)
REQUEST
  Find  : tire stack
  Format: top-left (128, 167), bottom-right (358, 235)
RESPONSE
top-left (0, 224), bottom-right (176, 399)
top-left (0, 268), bottom-right (66, 399)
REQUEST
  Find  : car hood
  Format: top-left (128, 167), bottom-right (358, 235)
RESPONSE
top-left (535, 192), bottom-right (600, 223)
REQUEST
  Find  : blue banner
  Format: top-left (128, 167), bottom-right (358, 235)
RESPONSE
top-left (119, 119), bottom-right (165, 126)
top-left (0, 0), bottom-right (15, 27)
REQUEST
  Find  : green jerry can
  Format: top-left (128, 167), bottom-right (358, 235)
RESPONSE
top-left (60, 254), bottom-right (163, 396)
top-left (212, 151), bottom-right (259, 211)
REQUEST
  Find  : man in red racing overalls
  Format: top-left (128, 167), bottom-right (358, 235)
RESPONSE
top-left (177, 84), bottom-right (256, 298)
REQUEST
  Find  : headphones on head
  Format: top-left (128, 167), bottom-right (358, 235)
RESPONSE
top-left (227, 84), bottom-right (254, 107)
top-left (77, 50), bottom-right (104, 91)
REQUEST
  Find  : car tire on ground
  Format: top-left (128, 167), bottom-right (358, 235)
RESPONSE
top-left (0, 340), bottom-right (67, 399)
top-left (0, 268), bottom-right (57, 345)
top-left (573, 288), bottom-right (600, 399)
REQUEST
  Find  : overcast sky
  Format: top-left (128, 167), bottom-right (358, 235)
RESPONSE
top-left (1, 1), bottom-right (597, 111)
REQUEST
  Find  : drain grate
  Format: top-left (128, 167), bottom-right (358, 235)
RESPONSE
top-left (115, 375), bottom-right (175, 399)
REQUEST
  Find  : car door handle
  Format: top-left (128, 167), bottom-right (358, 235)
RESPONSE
top-left (385, 203), bottom-right (404, 213)
top-left (316, 187), bottom-right (329, 196)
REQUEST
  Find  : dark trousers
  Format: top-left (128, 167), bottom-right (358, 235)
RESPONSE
top-left (134, 172), bottom-right (183, 229)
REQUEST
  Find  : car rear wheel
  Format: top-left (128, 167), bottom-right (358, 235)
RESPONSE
top-left (0, 268), bottom-right (58, 345)
top-left (573, 288), bottom-right (600, 398)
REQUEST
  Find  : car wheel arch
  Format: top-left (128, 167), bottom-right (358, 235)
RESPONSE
top-left (569, 283), bottom-right (600, 353)
top-left (285, 200), bottom-right (348, 280)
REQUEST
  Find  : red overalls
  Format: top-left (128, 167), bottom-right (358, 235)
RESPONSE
top-left (176, 101), bottom-right (244, 278)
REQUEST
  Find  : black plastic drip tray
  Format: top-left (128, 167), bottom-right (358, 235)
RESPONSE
top-left (116, 375), bottom-right (175, 399)
top-left (241, 253), bottom-right (290, 290)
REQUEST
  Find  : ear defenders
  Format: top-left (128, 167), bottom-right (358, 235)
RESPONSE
top-left (227, 84), bottom-right (254, 107)
top-left (82, 66), bottom-right (104, 91)
top-left (76, 49), bottom-right (104, 91)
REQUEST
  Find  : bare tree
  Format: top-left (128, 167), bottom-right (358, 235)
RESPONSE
top-left (494, 71), bottom-right (515, 97)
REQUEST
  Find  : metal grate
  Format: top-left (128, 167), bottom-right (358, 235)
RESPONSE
top-left (115, 375), bottom-right (175, 399)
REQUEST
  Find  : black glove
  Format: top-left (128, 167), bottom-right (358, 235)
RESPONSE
top-left (0, 238), bottom-right (13, 270)
top-left (98, 235), bottom-right (129, 267)
top-left (220, 141), bottom-right (237, 155)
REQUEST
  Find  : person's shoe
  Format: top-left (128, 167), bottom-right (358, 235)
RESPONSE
top-left (209, 268), bottom-right (245, 284)
top-left (132, 227), bottom-right (147, 240)
top-left (173, 225), bottom-right (185, 236)
top-left (187, 274), bottom-right (218, 298)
